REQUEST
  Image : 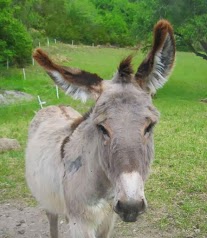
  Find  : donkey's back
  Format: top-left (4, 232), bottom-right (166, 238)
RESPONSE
top-left (26, 105), bottom-right (81, 214)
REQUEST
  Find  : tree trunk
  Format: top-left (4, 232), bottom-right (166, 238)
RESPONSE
top-left (175, 32), bottom-right (207, 60)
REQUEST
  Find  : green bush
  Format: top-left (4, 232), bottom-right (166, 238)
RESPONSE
top-left (0, 0), bottom-right (32, 67)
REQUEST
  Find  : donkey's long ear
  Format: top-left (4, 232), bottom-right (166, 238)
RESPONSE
top-left (135, 20), bottom-right (175, 95)
top-left (33, 49), bottom-right (103, 102)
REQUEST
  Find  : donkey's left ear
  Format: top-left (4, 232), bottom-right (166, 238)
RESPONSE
top-left (33, 49), bottom-right (103, 102)
top-left (135, 20), bottom-right (175, 95)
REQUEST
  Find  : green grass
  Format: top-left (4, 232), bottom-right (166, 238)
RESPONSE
top-left (0, 44), bottom-right (207, 236)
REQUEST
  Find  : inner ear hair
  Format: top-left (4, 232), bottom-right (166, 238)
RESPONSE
top-left (135, 19), bottom-right (176, 95)
top-left (33, 48), bottom-right (104, 102)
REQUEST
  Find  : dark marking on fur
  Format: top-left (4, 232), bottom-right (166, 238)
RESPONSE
top-left (33, 49), bottom-right (103, 87)
top-left (64, 156), bottom-right (82, 175)
top-left (71, 107), bottom-right (94, 131)
top-left (62, 67), bottom-right (103, 86)
top-left (61, 107), bottom-right (94, 159)
top-left (61, 136), bottom-right (70, 159)
top-left (59, 105), bottom-right (71, 120)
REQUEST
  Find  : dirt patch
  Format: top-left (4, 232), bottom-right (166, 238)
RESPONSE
top-left (0, 202), bottom-right (178, 238)
top-left (0, 138), bottom-right (21, 153)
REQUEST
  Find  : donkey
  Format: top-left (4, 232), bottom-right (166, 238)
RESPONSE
top-left (26, 20), bottom-right (175, 238)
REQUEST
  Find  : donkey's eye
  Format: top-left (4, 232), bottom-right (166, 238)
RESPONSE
top-left (144, 123), bottom-right (155, 136)
top-left (97, 124), bottom-right (110, 138)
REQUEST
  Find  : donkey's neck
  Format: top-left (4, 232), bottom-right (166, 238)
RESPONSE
top-left (63, 118), bottom-right (113, 204)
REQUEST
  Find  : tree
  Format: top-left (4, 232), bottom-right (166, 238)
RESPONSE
top-left (0, 0), bottom-right (32, 66)
top-left (131, 0), bottom-right (207, 59)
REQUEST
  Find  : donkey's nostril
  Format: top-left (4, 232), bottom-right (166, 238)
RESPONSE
top-left (115, 200), bottom-right (123, 213)
top-left (114, 199), bottom-right (147, 222)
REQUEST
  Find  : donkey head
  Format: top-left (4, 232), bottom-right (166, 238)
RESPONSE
top-left (33, 20), bottom-right (175, 222)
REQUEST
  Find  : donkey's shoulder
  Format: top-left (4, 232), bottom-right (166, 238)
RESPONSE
top-left (28, 105), bottom-right (81, 137)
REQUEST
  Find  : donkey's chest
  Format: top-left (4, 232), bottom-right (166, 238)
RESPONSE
top-left (86, 199), bottom-right (112, 225)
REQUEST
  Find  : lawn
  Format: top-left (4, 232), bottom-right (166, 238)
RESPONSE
top-left (0, 43), bottom-right (207, 237)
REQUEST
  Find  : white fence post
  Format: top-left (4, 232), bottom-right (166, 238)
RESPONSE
top-left (6, 59), bottom-right (9, 69)
top-left (56, 85), bottom-right (59, 99)
top-left (47, 38), bottom-right (50, 47)
top-left (23, 68), bottom-right (26, 80)
top-left (37, 96), bottom-right (46, 109)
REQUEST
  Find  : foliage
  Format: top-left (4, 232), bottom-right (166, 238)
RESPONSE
top-left (131, 0), bottom-right (207, 58)
top-left (1, 0), bottom-right (207, 65)
top-left (0, 0), bottom-right (32, 66)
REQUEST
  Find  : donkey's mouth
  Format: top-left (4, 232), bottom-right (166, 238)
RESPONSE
top-left (119, 212), bottom-right (139, 222)
top-left (114, 205), bottom-right (139, 222)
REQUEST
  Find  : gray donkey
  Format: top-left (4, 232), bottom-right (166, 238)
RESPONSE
top-left (26, 20), bottom-right (175, 238)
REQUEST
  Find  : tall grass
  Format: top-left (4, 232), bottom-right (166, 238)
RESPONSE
top-left (0, 44), bottom-right (206, 236)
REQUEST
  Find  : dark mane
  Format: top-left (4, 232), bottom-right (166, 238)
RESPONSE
top-left (61, 107), bottom-right (94, 159)
top-left (118, 55), bottom-right (134, 83)
top-left (71, 107), bottom-right (94, 131)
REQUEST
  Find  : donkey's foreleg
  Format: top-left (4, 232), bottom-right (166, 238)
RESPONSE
top-left (46, 211), bottom-right (58, 238)
top-left (69, 218), bottom-right (96, 238)
top-left (96, 212), bottom-right (116, 238)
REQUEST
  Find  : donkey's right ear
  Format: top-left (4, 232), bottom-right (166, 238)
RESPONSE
top-left (33, 49), bottom-right (103, 102)
top-left (135, 20), bottom-right (175, 96)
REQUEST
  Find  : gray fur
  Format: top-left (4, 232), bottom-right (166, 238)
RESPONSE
top-left (26, 85), bottom-right (158, 237)
top-left (26, 20), bottom-right (175, 238)
top-left (66, 156), bottom-right (82, 174)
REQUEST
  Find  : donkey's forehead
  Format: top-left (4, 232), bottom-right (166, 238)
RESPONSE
top-left (94, 82), bottom-right (159, 119)
top-left (100, 81), bottom-right (151, 105)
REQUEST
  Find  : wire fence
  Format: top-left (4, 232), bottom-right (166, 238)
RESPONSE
top-left (0, 37), bottom-right (75, 111)
top-left (0, 36), bottom-right (98, 70)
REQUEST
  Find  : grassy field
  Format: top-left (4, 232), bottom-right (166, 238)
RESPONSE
top-left (0, 43), bottom-right (207, 237)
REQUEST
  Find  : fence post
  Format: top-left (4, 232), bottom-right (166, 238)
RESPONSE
top-left (47, 38), bottom-right (50, 47)
top-left (6, 59), bottom-right (9, 69)
top-left (23, 68), bottom-right (26, 80)
top-left (56, 85), bottom-right (59, 99)
top-left (37, 96), bottom-right (46, 109)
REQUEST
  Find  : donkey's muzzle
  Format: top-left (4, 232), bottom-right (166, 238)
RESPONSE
top-left (114, 199), bottom-right (147, 222)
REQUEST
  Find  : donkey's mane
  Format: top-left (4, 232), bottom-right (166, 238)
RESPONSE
top-left (71, 107), bottom-right (94, 131)
top-left (118, 55), bottom-right (133, 83)
top-left (60, 107), bottom-right (94, 159)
